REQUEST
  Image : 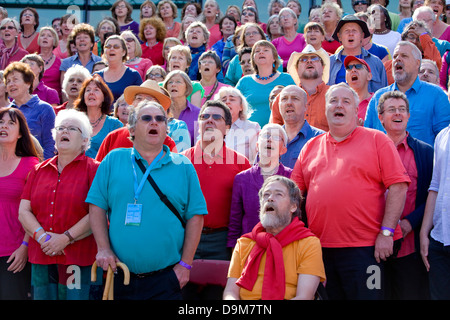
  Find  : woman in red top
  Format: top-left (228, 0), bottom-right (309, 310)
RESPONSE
top-left (18, 7), bottom-right (40, 54)
top-left (0, 107), bottom-right (40, 300)
top-left (139, 17), bottom-right (166, 66)
top-left (19, 109), bottom-right (102, 300)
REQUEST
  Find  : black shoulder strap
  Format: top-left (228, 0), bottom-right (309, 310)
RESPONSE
top-left (135, 158), bottom-right (186, 228)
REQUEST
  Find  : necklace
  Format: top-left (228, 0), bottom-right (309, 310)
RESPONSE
top-left (255, 72), bottom-right (276, 81)
top-left (22, 31), bottom-right (36, 39)
top-left (127, 57), bottom-right (139, 64)
top-left (90, 114), bottom-right (104, 128)
top-left (42, 54), bottom-right (54, 65)
top-left (375, 29), bottom-right (390, 35)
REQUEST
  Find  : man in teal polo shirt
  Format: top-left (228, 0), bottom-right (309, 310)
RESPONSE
top-left (87, 100), bottom-right (207, 300)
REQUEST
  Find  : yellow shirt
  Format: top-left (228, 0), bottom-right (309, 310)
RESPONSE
top-left (228, 236), bottom-right (326, 300)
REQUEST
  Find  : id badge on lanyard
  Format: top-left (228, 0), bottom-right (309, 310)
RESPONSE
top-left (125, 148), bottom-right (164, 226)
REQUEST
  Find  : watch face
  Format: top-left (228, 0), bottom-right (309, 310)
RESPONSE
top-left (382, 229), bottom-right (393, 236)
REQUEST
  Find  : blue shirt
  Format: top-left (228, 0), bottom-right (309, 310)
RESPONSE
top-left (328, 47), bottom-right (388, 93)
top-left (280, 120), bottom-right (325, 169)
top-left (12, 95), bottom-right (55, 159)
top-left (95, 67), bottom-right (143, 103)
top-left (60, 52), bottom-right (102, 73)
top-left (364, 77), bottom-right (450, 146)
top-left (85, 145), bottom-right (208, 274)
top-left (85, 116), bottom-right (123, 159)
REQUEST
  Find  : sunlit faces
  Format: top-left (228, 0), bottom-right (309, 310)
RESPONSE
top-left (0, 21), bottom-right (18, 43)
top-left (116, 101), bottom-right (130, 124)
top-left (325, 86), bottom-right (359, 128)
top-left (241, 9), bottom-right (257, 24)
top-left (419, 60), bottom-right (439, 84)
top-left (144, 23), bottom-right (157, 41)
top-left (257, 127), bottom-right (287, 160)
top-left (0, 112), bottom-right (22, 144)
top-left (114, 1), bottom-right (128, 18)
top-left (392, 45), bottom-right (421, 84)
top-left (259, 180), bottom-right (296, 230)
top-left (166, 74), bottom-right (188, 98)
top-left (220, 92), bottom-right (243, 122)
top-left (131, 105), bottom-right (167, 146)
top-left (378, 97), bottom-right (410, 134)
top-left (141, 4), bottom-right (154, 18)
top-left (99, 21), bottom-right (115, 42)
top-left (23, 59), bottom-right (43, 81)
top-left (199, 57), bottom-right (221, 77)
top-left (239, 52), bottom-right (254, 75)
top-left (132, 93), bottom-right (158, 107)
top-left (74, 32), bottom-right (93, 53)
top-left (203, 1), bottom-right (220, 19)
top-left (321, 7), bottom-right (339, 23)
top-left (345, 61), bottom-right (372, 91)
top-left (184, 4), bottom-right (198, 17)
top-left (252, 44), bottom-right (275, 67)
top-left (5, 71), bottom-right (31, 100)
top-left (187, 26), bottom-right (206, 47)
top-left (338, 22), bottom-right (364, 51)
top-left (84, 81), bottom-right (105, 109)
top-left (279, 86), bottom-right (307, 124)
top-left (104, 38), bottom-right (126, 61)
top-left (305, 27), bottom-right (325, 47)
top-left (221, 17), bottom-right (236, 37)
top-left (55, 118), bottom-right (87, 153)
top-left (21, 10), bottom-right (36, 28)
top-left (244, 26), bottom-right (263, 46)
top-left (415, 11), bottom-right (434, 32)
top-left (297, 54), bottom-right (323, 80)
top-left (168, 51), bottom-right (189, 71)
top-left (159, 3), bottom-right (174, 19)
top-left (279, 11), bottom-right (296, 29)
top-left (428, 0), bottom-right (444, 16)
top-left (38, 29), bottom-right (56, 49)
top-left (198, 106), bottom-right (229, 142)
top-left (65, 75), bottom-right (85, 99)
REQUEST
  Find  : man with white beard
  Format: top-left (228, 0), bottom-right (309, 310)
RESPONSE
top-left (223, 175), bottom-right (325, 300)
top-left (364, 41), bottom-right (450, 146)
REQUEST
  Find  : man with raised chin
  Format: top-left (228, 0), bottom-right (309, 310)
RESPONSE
top-left (291, 83), bottom-right (410, 300)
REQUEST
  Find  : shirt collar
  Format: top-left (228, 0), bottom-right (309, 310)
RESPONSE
top-left (393, 76), bottom-right (421, 93)
top-left (41, 152), bottom-right (87, 170)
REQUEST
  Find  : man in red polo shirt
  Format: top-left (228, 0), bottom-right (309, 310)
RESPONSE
top-left (291, 83), bottom-right (410, 300)
top-left (182, 100), bottom-right (250, 299)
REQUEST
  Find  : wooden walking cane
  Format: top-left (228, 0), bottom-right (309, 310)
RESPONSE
top-left (91, 261), bottom-right (130, 300)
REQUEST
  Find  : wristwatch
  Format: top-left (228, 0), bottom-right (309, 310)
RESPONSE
top-left (380, 227), bottom-right (394, 237)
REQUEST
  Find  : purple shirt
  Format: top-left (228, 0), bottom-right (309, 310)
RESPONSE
top-left (227, 163), bottom-right (293, 248)
top-left (33, 81), bottom-right (60, 105)
top-left (179, 100), bottom-right (200, 146)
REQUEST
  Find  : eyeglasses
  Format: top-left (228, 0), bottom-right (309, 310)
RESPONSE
top-left (380, 107), bottom-right (408, 114)
top-left (147, 73), bottom-right (163, 79)
top-left (199, 113), bottom-right (225, 121)
top-left (124, 38), bottom-right (135, 43)
top-left (140, 114), bottom-right (166, 122)
top-left (55, 126), bottom-right (82, 133)
top-left (260, 133), bottom-right (283, 141)
top-left (199, 59), bottom-right (216, 65)
top-left (104, 44), bottom-right (122, 49)
top-left (299, 56), bottom-right (321, 63)
top-left (345, 64), bottom-right (366, 71)
top-left (0, 26), bottom-right (16, 30)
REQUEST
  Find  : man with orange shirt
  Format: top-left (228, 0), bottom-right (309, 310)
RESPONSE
top-left (291, 83), bottom-right (410, 300)
top-left (270, 44), bottom-right (330, 132)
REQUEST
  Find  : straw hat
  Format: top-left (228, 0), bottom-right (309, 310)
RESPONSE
top-left (287, 44), bottom-right (330, 85)
top-left (123, 80), bottom-right (172, 110)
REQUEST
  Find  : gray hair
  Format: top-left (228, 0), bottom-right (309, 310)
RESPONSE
top-left (325, 83), bottom-right (360, 107)
top-left (162, 70), bottom-right (194, 97)
top-left (258, 175), bottom-right (303, 219)
top-left (0, 17), bottom-right (20, 31)
top-left (214, 86), bottom-right (252, 120)
top-left (278, 7), bottom-right (298, 33)
top-left (53, 109), bottom-right (92, 151)
top-left (62, 65), bottom-right (92, 96)
top-left (127, 100), bottom-right (167, 141)
top-left (412, 6), bottom-right (436, 22)
top-left (395, 40), bottom-right (422, 63)
top-left (185, 21), bottom-right (211, 45)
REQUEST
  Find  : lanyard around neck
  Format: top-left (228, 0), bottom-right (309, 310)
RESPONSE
top-left (131, 148), bottom-right (164, 202)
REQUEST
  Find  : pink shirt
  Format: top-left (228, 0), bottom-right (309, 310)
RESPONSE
top-left (0, 157), bottom-right (39, 257)
top-left (125, 57), bottom-right (153, 80)
top-left (396, 134), bottom-right (418, 258)
top-left (207, 24), bottom-right (222, 50)
top-left (200, 81), bottom-right (230, 106)
top-left (42, 57), bottom-right (62, 98)
top-left (272, 34), bottom-right (306, 69)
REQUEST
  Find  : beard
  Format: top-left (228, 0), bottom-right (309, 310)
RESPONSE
top-left (301, 69), bottom-right (320, 80)
top-left (259, 203), bottom-right (292, 230)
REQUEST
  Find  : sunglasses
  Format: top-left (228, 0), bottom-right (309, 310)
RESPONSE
top-left (299, 56), bottom-right (321, 63)
top-left (104, 44), bottom-right (122, 49)
top-left (0, 26), bottom-right (16, 30)
top-left (199, 113), bottom-right (225, 121)
top-left (345, 64), bottom-right (366, 71)
top-left (140, 115), bottom-right (166, 122)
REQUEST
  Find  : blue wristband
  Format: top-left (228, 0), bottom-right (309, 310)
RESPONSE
top-left (381, 226), bottom-right (395, 233)
top-left (21, 241), bottom-right (28, 247)
top-left (179, 260), bottom-right (192, 270)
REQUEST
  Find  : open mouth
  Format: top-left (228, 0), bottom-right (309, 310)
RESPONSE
top-left (148, 129), bottom-right (158, 135)
top-left (350, 74), bottom-right (358, 82)
top-left (334, 112), bottom-right (345, 117)
top-left (394, 63), bottom-right (404, 72)
top-left (60, 136), bottom-right (70, 142)
top-left (264, 203), bottom-right (276, 213)
top-left (0, 131), bottom-right (8, 137)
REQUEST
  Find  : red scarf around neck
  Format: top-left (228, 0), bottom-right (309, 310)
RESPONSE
top-left (236, 217), bottom-right (315, 300)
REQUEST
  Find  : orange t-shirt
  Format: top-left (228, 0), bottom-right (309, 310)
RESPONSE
top-left (291, 127), bottom-right (411, 248)
top-left (228, 236), bottom-right (326, 300)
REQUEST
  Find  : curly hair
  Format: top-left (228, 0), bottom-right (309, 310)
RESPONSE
top-left (3, 62), bottom-right (35, 94)
top-left (139, 17), bottom-right (167, 43)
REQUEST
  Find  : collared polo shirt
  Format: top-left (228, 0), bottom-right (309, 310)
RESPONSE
top-left (60, 52), bottom-right (102, 73)
top-left (86, 145), bottom-right (208, 274)
top-left (182, 141), bottom-right (251, 229)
